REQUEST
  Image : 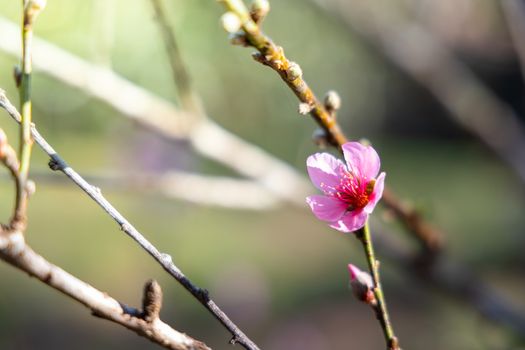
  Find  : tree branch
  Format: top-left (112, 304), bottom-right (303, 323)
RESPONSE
top-left (0, 90), bottom-right (260, 350)
top-left (217, 0), bottom-right (443, 256)
top-left (0, 230), bottom-right (210, 350)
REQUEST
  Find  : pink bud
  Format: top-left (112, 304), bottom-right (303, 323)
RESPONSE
top-left (348, 264), bottom-right (376, 305)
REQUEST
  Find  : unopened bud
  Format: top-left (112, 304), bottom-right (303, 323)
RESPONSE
top-left (221, 12), bottom-right (242, 34)
top-left (250, 0), bottom-right (270, 23)
top-left (286, 62), bottom-right (302, 80)
top-left (324, 90), bottom-right (341, 112)
top-left (229, 32), bottom-right (249, 46)
top-left (26, 180), bottom-right (36, 197)
top-left (359, 138), bottom-right (371, 147)
top-left (348, 264), bottom-right (376, 305)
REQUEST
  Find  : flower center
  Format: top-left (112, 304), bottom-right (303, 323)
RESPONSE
top-left (334, 172), bottom-right (375, 211)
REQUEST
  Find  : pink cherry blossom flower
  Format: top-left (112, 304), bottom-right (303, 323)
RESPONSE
top-left (306, 141), bottom-right (386, 232)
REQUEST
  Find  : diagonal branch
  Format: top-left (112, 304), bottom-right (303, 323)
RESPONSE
top-left (0, 90), bottom-right (260, 350)
top-left (0, 230), bottom-right (210, 350)
top-left (218, 0), bottom-right (442, 255)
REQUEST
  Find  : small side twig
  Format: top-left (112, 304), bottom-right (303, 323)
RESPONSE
top-left (0, 90), bottom-right (259, 350)
top-left (149, 0), bottom-right (203, 115)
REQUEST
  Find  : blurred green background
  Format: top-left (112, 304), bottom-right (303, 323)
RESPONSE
top-left (1, 0), bottom-right (525, 349)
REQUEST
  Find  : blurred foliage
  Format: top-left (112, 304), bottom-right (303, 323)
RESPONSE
top-left (1, 0), bottom-right (525, 349)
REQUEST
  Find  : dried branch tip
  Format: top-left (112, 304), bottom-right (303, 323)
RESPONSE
top-left (221, 12), bottom-right (242, 34)
top-left (24, 0), bottom-right (47, 23)
top-left (324, 90), bottom-right (341, 113)
top-left (142, 279), bottom-right (163, 322)
top-left (250, 0), bottom-right (270, 24)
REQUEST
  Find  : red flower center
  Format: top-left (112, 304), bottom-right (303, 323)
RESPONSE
top-left (334, 171), bottom-right (375, 211)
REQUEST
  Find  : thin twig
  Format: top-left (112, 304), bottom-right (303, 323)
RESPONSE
top-left (149, 0), bottom-right (203, 115)
top-left (218, 0), bottom-right (443, 256)
top-left (0, 91), bottom-right (260, 350)
top-left (355, 223), bottom-right (399, 350)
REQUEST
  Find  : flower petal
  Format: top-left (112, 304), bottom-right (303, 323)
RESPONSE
top-left (307, 152), bottom-right (345, 194)
top-left (342, 142), bottom-right (380, 180)
top-left (330, 209), bottom-right (368, 232)
top-left (363, 172), bottom-right (385, 214)
top-left (306, 195), bottom-right (347, 222)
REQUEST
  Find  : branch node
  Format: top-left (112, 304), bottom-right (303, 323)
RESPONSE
top-left (142, 279), bottom-right (163, 323)
top-left (160, 253), bottom-right (173, 265)
top-left (48, 154), bottom-right (67, 171)
top-left (13, 65), bottom-right (22, 87)
top-left (197, 288), bottom-right (210, 303)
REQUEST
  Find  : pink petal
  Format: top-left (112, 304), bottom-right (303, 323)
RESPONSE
top-left (330, 209), bottom-right (368, 232)
top-left (306, 195), bottom-right (347, 222)
top-left (307, 152), bottom-right (345, 194)
top-left (342, 142), bottom-right (380, 180)
top-left (363, 172), bottom-right (386, 214)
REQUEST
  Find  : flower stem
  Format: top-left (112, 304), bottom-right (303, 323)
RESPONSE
top-left (356, 222), bottom-right (400, 350)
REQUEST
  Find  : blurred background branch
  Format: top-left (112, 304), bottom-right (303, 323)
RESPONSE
top-left (311, 0), bottom-right (525, 185)
top-left (0, 16), bottom-right (311, 207)
top-left (501, 0), bottom-right (525, 83)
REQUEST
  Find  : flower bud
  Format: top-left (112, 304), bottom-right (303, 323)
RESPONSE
top-left (250, 0), bottom-right (270, 23)
top-left (348, 264), bottom-right (376, 305)
top-left (324, 90), bottom-right (341, 112)
top-left (286, 62), bottom-right (302, 80)
top-left (221, 12), bottom-right (242, 34)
